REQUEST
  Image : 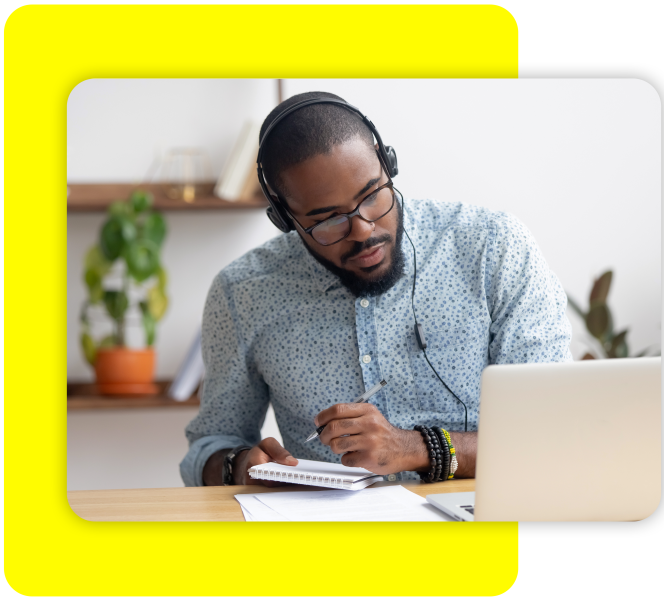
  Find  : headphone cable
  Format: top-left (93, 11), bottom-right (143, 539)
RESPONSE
top-left (395, 187), bottom-right (468, 432)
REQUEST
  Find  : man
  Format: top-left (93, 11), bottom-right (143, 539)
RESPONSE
top-left (180, 91), bottom-right (572, 487)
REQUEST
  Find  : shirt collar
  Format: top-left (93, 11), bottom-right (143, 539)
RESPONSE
top-left (293, 233), bottom-right (342, 293)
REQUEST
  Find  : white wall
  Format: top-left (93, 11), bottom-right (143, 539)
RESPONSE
top-left (67, 79), bottom-right (660, 490)
top-left (286, 79), bottom-right (661, 358)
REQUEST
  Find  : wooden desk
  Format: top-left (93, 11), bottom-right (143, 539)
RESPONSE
top-left (68, 479), bottom-right (475, 521)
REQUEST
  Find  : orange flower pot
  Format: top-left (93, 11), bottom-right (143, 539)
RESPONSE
top-left (95, 347), bottom-right (158, 396)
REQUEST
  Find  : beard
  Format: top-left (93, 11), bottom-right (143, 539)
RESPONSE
top-left (302, 199), bottom-right (405, 297)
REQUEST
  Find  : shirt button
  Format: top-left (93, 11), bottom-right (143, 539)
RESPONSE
top-left (360, 298), bottom-right (369, 308)
top-left (362, 355), bottom-right (372, 364)
top-left (387, 474), bottom-right (397, 482)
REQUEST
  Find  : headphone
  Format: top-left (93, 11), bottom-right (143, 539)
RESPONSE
top-left (256, 97), bottom-right (398, 233)
top-left (256, 97), bottom-right (468, 431)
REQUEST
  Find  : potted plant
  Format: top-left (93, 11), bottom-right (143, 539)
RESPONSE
top-left (80, 190), bottom-right (169, 395)
top-left (567, 270), bottom-right (659, 359)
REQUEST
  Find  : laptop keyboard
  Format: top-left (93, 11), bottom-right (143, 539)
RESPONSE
top-left (460, 505), bottom-right (474, 515)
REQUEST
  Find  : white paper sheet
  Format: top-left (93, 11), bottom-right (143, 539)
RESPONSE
top-left (239, 485), bottom-right (450, 521)
top-left (235, 494), bottom-right (288, 521)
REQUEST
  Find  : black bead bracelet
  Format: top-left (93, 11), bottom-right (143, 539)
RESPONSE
top-left (415, 425), bottom-right (452, 483)
top-left (414, 425), bottom-right (437, 483)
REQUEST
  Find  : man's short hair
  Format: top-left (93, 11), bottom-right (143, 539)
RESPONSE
top-left (259, 91), bottom-right (375, 199)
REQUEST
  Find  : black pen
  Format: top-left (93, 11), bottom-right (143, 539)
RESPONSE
top-left (305, 379), bottom-right (388, 442)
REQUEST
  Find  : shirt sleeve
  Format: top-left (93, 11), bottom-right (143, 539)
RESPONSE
top-left (485, 212), bottom-right (573, 364)
top-left (179, 272), bottom-right (269, 487)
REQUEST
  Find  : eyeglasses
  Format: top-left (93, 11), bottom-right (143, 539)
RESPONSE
top-left (286, 173), bottom-right (396, 247)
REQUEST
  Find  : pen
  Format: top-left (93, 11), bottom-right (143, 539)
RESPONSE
top-left (305, 379), bottom-right (388, 442)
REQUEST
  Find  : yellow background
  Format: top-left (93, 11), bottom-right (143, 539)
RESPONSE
top-left (4, 5), bottom-right (518, 596)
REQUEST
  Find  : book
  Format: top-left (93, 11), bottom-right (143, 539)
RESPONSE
top-left (248, 458), bottom-right (384, 490)
top-left (214, 120), bottom-right (261, 201)
top-left (214, 125), bottom-right (247, 200)
top-left (166, 330), bottom-right (205, 401)
top-left (237, 167), bottom-right (261, 202)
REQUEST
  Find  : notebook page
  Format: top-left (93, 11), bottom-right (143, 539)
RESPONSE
top-left (253, 485), bottom-right (448, 521)
top-left (248, 458), bottom-right (377, 482)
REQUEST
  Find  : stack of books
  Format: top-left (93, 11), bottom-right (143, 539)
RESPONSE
top-left (214, 120), bottom-right (262, 202)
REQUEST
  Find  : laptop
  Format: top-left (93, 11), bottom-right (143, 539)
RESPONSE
top-left (427, 357), bottom-right (661, 521)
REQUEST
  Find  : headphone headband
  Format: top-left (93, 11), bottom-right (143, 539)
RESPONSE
top-left (257, 97), bottom-right (398, 233)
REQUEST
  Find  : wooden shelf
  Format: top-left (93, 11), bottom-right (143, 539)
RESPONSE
top-left (67, 380), bottom-right (200, 410)
top-left (67, 182), bottom-right (268, 212)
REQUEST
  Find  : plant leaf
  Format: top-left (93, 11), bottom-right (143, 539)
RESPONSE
top-left (121, 217), bottom-right (137, 243)
top-left (84, 268), bottom-right (104, 303)
top-left (84, 245), bottom-right (112, 275)
top-left (103, 290), bottom-right (129, 321)
top-left (565, 294), bottom-right (586, 318)
top-left (130, 190), bottom-right (153, 213)
top-left (604, 305), bottom-right (615, 340)
top-left (147, 285), bottom-right (168, 321)
top-left (125, 239), bottom-right (160, 282)
top-left (156, 265), bottom-right (168, 291)
top-left (585, 303), bottom-right (610, 339)
top-left (99, 335), bottom-right (117, 348)
top-left (614, 342), bottom-right (629, 359)
top-left (589, 270), bottom-right (612, 305)
top-left (100, 216), bottom-right (135, 260)
top-left (108, 201), bottom-right (132, 218)
top-left (81, 332), bottom-right (97, 365)
top-left (141, 309), bottom-right (157, 346)
top-left (143, 212), bottom-right (167, 247)
top-left (84, 247), bottom-right (110, 304)
top-left (139, 301), bottom-right (157, 346)
top-left (607, 330), bottom-right (629, 359)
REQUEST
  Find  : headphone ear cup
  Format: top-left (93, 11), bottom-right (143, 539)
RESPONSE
top-left (384, 145), bottom-right (399, 177)
top-left (266, 196), bottom-right (294, 233)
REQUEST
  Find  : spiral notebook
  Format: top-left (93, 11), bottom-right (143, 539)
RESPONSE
top-left (248, 459), bottom-right (383, 490)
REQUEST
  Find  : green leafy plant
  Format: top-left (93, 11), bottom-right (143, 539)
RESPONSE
top-left (567, 270), bottom-right (658, 359)
top-left (80, 191), bottom-right (168, 365)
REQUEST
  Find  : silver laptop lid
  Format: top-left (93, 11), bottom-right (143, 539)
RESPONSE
top-left (475, 357), bottom-right (661, 521)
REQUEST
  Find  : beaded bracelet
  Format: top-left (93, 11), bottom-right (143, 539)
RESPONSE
top-left (440, 431), bottom-right (451, 481)
top-left (432, 427), bottom-right (443, 482)
top-left (436, 427), bottom-right (458, 479)
top-left (414, 425), bottom-right (440, 483)
top-left (432, 427), bottom-right (451, 482)
top-left (427, 426), bottom-right (441, 483)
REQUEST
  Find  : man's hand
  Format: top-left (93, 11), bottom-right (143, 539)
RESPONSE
top-left (316, 403), bottom-right (430, 475)
top-left (232, 438), bottom-right (298, 486)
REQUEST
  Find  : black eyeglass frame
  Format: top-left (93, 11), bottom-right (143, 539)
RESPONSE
top-left (280, 157), bottom-right (396, 247)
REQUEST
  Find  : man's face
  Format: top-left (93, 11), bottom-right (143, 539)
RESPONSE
top-left (281, 137), bottom-right (404, 296)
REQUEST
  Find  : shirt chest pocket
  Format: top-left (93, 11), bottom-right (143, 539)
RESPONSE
top-left (409, 324), bottom-right (484, 412)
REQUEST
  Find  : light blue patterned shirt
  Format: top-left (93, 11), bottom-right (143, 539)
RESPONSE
top-left (180, 198), bottom-right (572, 486)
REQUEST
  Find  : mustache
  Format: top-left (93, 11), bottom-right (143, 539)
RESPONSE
top-left (340, 233), bottom-right (392, 265)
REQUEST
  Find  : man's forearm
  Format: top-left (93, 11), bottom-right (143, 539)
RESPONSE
top-left (449, 431), bottom-right (477, 478)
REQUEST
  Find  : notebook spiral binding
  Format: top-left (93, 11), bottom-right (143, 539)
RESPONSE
top-left (249, 467), bottom-right (352, 490)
